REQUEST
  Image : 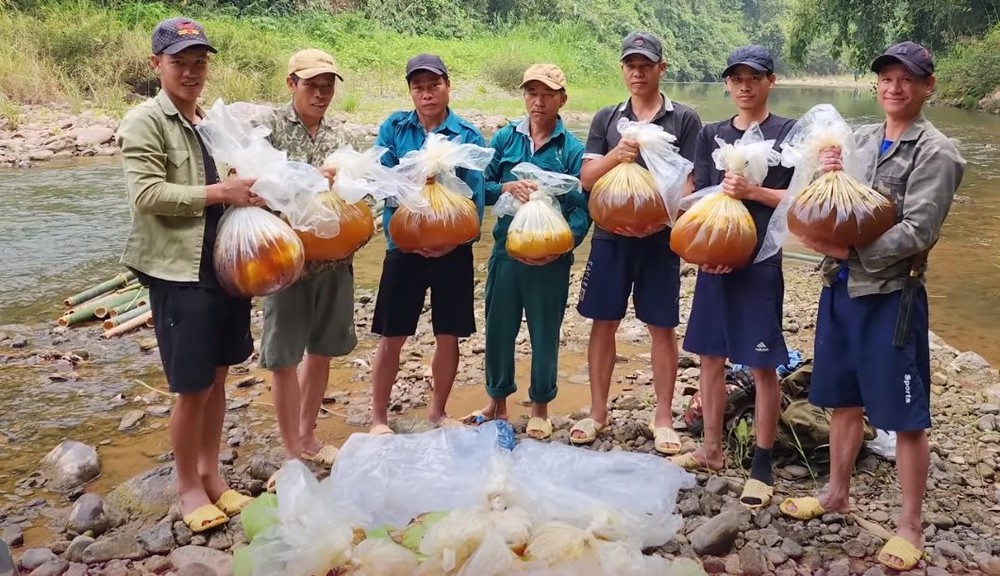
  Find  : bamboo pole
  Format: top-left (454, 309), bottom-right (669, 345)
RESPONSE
top-left (94, 291), bottom-right (147, 319)
top-left (102, 303), bottom-right (151, 330)
top-left (63, 272), bottom-right (135, 307)
top-left (108, 289), bottom-right (149, 317)
top-left (58, 287), bottom-right (138, 327)
top-left (101, 310), bottom-right (152, 338)
top-left (65, 283), bottom-right (141, 317)
top-left (782, 250), bottom-right (824, 265)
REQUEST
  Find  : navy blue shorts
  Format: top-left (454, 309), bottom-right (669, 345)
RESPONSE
top-left (809, 280), bottom-right (931, 432)
top-left (683, 263), bottom-right (788, 368)
top-left (576, 232), bottom-right (680, 328)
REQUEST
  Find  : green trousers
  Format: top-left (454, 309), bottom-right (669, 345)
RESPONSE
top-left (484, 255), bottom-right (571, 404)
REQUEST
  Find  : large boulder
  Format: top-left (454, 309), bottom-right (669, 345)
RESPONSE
top-left (81, 533), bottom-right (146, 564)
top-left (950, 351), bottom-right (1000, 387)
top-left (66, 493), bottom-right (110, 536)
top-left (38, 441), bottom-right (100, 492)
top-left (106, 466), bottom-right (177, 524)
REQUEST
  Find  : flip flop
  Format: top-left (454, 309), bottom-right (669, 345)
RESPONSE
top-left (569, 418), bottom-right (604, 445)
top-left (779, 496), bottom-right (826, 521)
top-left (182, 504), bottom-right (229, 533)
top-left (739, 479), bottom-right (774, 509)
top-left (525, 417), bottom-right (553, 440)
top-left (877, 536), bottom-right (925, 571)
top-left (213, 489), bottom-right (253, 517)
top-left (649, 424), bottom-right (682, 455)
top-left (302, 445), bottom-right (340, 467)
top-left (461, 409), bottom-right (494, 426)
top-left (369, 424), bottom-right (394, 435)
top-left (669, 452), bottom-right (721, 473)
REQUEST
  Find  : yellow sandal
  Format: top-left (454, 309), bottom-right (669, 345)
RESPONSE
top-left (669, 452), bottom-right (721, 473)
top-left (649, 424), bottom-right (682, 455)
top-left (877, 536), bottom-right (924, 571)
top-left (183, 504), bottom-right (229, 533)
top-left (302, 445), bottom-right (340, 467)
top-left (214, 489), bottom-right (253, 516)
top-left (739, 479), bottom-right (774, 509)
top-left (526, 417), bottom-right (553, 440)
top-left (779, 496), bottom-right (826, 521)
top-left (569, 418), bottom-right (604, 445)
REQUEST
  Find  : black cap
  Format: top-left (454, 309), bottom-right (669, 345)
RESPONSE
top-left (722, 45), bottom-right (774, 77)
top-left (405, 54), bottom-right (449, 80)
top-left (871, 41), bottom-right (934, 76)
top-left (152, 17), bottom-right (216, 56)
top-left (620, 32), bottom-right (663, 63)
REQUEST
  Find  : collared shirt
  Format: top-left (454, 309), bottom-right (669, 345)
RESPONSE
top-left (583, 93), bottom-right (702, 240)
top-left (484, 116), bottom-right (590, 260)
top-left (818, 114), bottom-right (966, 297)
top-left (266, 102), bottom-right (354, 276)
top-left (376, 108), bottom-right (487, 251)
top-left (118, 90), bottom-right (215, 283)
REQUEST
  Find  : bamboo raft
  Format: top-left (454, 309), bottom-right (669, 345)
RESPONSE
top-left (57, 271), bottom-right (154, 338)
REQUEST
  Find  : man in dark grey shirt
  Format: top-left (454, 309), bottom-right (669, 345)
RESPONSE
top-left (570, 32), bottom-right (702, 449)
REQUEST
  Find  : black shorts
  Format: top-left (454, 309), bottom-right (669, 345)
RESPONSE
top-left (372, 245), bottom-right (476, 337)
top-left (149, 283), bottom-right (253, 394)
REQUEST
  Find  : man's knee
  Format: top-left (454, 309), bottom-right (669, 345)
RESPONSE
top-left (590, 319), bottom-right (620, 338)
top-left (377, 336), bottom-right (407, 355)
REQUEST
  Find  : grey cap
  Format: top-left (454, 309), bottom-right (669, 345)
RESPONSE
top-left (621, 32), bottom-right (663, 63)
top-left (871, 41), bottom-right (934, 76)
top-left (722, 45), bottom-right (774, 77)
top-left (152, 17), bottom-right (216, 56)
top-left (405, 54), bottom-right (449, 80)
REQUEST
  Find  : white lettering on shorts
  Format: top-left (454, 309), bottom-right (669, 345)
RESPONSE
top-left (755, 341), bottom-right (769, 353)
top-left (903, 373), bottom-right (912, 404)
top-left (579, 259), bottom-right (593, 302)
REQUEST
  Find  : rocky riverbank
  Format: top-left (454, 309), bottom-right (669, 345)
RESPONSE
top-left (3, 259), bottom-right (1000, 575)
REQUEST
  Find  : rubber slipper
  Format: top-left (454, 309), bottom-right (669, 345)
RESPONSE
top-left (569, 417), bottom-right (604, 445)
top-left (302, 445), bottom-right (340, 467)
top-left (649, 424), bottom-right (682, 455)
top-left (213, 489), bottom-right (253, 517)
top-left (183, 504), bottom-right (229, 533)
top-left (668, 452), bottom-right (720, 473)
top-left (877, 536), bottom-right (925, 571)
top-left (779, 496), bottom-right (826, 521)
top-left (525, 417), bottom-right (553, 440)
top-left (739, 479), bottom-right (774, 509)
top-left (369, 424), bottom-right (394, 435)
top-left (460, 409), bottom-right (493, 426)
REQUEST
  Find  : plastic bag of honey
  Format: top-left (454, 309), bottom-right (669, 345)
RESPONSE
top-left (388, 133), bottom-right (495, 252)
top-left (670, 123), bottom-right (780, 268)
top-left (294, 145), bottom-right (424, 262)
top-left (214, 206), bottom-right (305, 297)
top-left (589, 118), bottom-right (693, 235)
top-left (755, 104), bottom-right (889, 262)
top-left (494, 163), bottom-right (578, 260)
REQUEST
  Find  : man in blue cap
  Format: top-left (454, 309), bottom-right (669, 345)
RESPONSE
top-left (673, 45), bottom-right (796, 511)
top-left (369, 54), bottom-right (486, 433)
top-left (779, 41), bottom-right (965, 571)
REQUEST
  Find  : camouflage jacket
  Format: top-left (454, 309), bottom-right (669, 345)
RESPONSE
top-left (266, 102), bottom-right (356, 276)
top-left (819, 114), bottom-right (966, 297)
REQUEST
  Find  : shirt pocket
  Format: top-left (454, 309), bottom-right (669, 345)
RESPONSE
top-left (874, 175), bottom-right (907, 222)
top-left (165, 148), bottom-right (191, 183)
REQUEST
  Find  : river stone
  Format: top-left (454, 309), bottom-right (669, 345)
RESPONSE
top-left (65, 535), bottom-right (95, 563)
top-left (138, 518), bottom-right (176, 555)
top-left (178, 563), bottom-right (217, 576)
top-left (72, 127), bottom-right (114, 147)
top-left (19, 548), bottom-right (57, 571)
top-left (689, 510), bottom-right (743, 556)
top-left (38, 441), bottom-right (100, 492)
top-left (738, 544), bottom-right (768, 576)
top-left (81, 533), bottom-right (145, 564)
top-left (66, 493), bottom-right (109, 536)
top-left (106, 465), bottom-right (176, 522)
top-left (63, 563), bottom-right (87, 576)
top-left (118, 410), bottom-right (145, 431)
top-left (28, 149), bottom-right (54, 161)
top-left (169, 546), bottom-right (233, 576)
top-left (27, 558), bottom-right (69, 576)
top-left (1, 523), bottom-right (24, 546)
top-left (668, 557), bottom-right (709, 576)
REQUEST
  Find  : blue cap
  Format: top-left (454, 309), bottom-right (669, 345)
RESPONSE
top-left (722, 45), bottom-right (774, 77)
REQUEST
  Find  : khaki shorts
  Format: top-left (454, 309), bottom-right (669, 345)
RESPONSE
top-left (259, 263), bottom-right (358, 370)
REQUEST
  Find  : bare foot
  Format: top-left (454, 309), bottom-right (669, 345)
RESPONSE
top-left (570, 410), bottom-right (607, 441)
top-left (201, 473), bottom-right (231, 506)
top-left (178, 487), bottom-right (213, 517)
top-left (300, 436), bottom-right (324, 457)
top-left (686, 447), bottom-right (725, 472)
top-left (530, 402), bottom-right (548, 420)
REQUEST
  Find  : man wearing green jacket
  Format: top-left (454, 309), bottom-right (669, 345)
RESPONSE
top-left (464, 64), bottom-right (590, 439)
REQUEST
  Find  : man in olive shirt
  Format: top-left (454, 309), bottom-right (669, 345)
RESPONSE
top-left (779, 42), bottom-right (965, 571)
top-left (117, 17), bottom-right (261, 532)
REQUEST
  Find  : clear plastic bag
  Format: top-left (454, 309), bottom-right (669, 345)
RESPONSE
top-left (510, 439), bottom-right (695, 548)
top-left (213, 207), bottom-right (305, 297)
top-left (755, 103), bottom-right (889, 262)
top-left (670, 123), bottom-right (779, 267)
top-left (456, 531), bottom-right (525, 576)
top-left (196, 98), bottom-right (339, 238)
top-left (495, 162), bottom-right (577, 259)
top-left (589, 118), bottom-right (693, 234)
top-left (523, 521), bottom-right (597, 566)
top-left (345, 537), bottom-right (419, 576)
top-left (388, 133), bottom-right (494, 252)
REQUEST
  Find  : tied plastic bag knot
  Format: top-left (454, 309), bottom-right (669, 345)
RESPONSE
top-left (497, 163), bottom-right (578, 260)
top-left (710, 123), bottom-right (781, 185)
top-left (395, 132), bottom-right (495, 202)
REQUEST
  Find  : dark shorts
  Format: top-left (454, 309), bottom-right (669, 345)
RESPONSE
top-left (372, 245), bottom-right (476, 338)
top-left (809, 280), bottom-right (931, 432)
top-left (683, 263), bottom-right (788, 368)
top-left (576, 233), bottom-right (680, 328)
top-left (148, 283), bottom-right (253, 394)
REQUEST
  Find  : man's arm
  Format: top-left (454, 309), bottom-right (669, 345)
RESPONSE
top-left (468, 131), bottom-right (488, 223)
top-left (579, 109), bottom-right (613, 192)
top-left (484, 128), bottom-right (508, 207)
top-left (375, 116), bottom-right (398, 169)
top-left (855, 141), bottom-right (966, 271)
top-left (562, 143), bottom-right (591, 247)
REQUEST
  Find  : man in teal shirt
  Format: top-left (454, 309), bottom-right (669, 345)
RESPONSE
top-left (463, 64), bottom-right (590, 439)
top-left (369, 54), bottom-right (487, 433)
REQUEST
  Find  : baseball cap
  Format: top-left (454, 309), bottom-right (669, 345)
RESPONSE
top-left (620, 32), bottom-right (663, 63)
top-left (870, 41), bottom-right (934, 76)
top-left (151, 17), bottom-right (216, 56)
top-left (405, 54), bottom-right (449, 80)
top-left (722, 45), bottom-right (774, 77)
top-left (288, 48), bottom-right (343, 81)
top-left (518, 64), bottom-right (567, 90)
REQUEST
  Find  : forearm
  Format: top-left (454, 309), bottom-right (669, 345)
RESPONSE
top-left (129, 177), bottom-right (207, 216)
top-left (748, 186), bottom-right (785, 208)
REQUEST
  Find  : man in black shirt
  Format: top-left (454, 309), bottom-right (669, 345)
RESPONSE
top-left (672, 46), bottom-right (796, 510)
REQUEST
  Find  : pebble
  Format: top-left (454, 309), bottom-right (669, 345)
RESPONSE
top-left (1, 523), bottom-right (24, 547)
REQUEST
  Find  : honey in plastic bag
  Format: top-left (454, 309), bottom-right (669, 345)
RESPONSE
top-left (388, 179), bottom-right (481, 252)
top-left (296, 191), bottom-right (374, 262)
top-left (787, 170), bottom-right (895, 246)
top-left (214, 207), bottom-right (305, 298)
top-left (496, 162), bottom-right (578, 260)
